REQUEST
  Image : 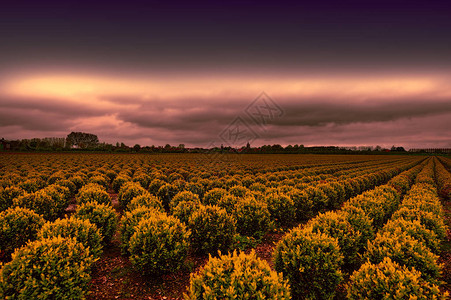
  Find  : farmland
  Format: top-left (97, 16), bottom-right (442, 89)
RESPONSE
top-left (0, 153), bottom-right (449, 299)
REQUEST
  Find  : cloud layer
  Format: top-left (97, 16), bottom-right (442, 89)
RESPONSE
top-left (1, 72), bottom-right (450, 149)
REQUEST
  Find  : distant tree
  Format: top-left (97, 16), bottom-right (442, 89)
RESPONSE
top-left (133, 144), bottom-right (141, 152)
top-left (66, 132), bottom-right (99, 149)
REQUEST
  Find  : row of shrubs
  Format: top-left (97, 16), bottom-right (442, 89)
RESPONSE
top-left (0, 199), bottom-right (118, 299)
top-left (348, 159), bottom-right (448, 299)
top-left (271, 158), bottom-right (430, 299)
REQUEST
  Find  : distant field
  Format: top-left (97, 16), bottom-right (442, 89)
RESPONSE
top-left (0, 153), bottom-right (449, 299)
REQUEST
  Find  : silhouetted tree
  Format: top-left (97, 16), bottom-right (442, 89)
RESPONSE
top-left (66, 132), bottom-right (99, 149)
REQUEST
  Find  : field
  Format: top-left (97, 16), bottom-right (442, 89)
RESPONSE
top-left (0, 153), bottom-right (450, 299)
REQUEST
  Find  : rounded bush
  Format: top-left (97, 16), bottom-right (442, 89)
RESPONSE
top-left (118, 181), bottom-right (148, 208)
top-left (185, 250), bottom-right (291, 299)
top-left (169, 191), bottom-right (200, 213)
top-left (0, 236), bottom-right (94, 299)
top-left (88, 175), bottom-right (109, 189)
top-left (19, 178), bottom-right (46, 193)
top-left (382, 218), bottom-right (440, 254)
top-left (232, 196), bottom-right (271, 238)
top-left (347, 257), bottom-right (447, 300)
top-left (202, 188), bottom-right (228, 206)
top-left (54, 179), bottom-right (77, 197)
top-left (265, 192), bottom-right (296, 227)
top-left (287, 188), bottom-right (313, 221)
top-left (364, 231), bottom-right (441, 282)
top-left (0, 186), bottom-right (25, 212)
top-left (274, 227), bottom-right (343, 300)
top-left (188, 205), bottom-right (237, 255)
top-left (173, 200), bottom-right (201, 224)
top-left (306, 211), bottom-right (363, 269)
top-left (112, 175), bottom-right (130, 193)
top-left (0, 207), bottom-right (45, 260)
top-left (75, 201), bottom-right (118, 244)
top-left (127, 193), bottom-right (164, 212)
top-left (76, 183), bottom-right (111, 206)
top-left (392, 207), bottom-right (447, 241)
top-left (38, 216), bottom-right (103, 259)
top-left (157, 183), bottom-right (182, 210)
top-left (14, 189), bottom-right (64, 221)
top-left (342, 205), bottom-right (374, 254)
top-left (228, 185), bottom-right (250, 197)
top-left (120, 206), bottom-right (159, 254)
top-left (148, 178), bottom-right (166, 195)
top-left (128, 212), bottom-right (190, 275)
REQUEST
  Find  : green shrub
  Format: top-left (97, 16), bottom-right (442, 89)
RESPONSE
top-left (148, 178), bottom-right (166, 195)
top-left (392, 207), bottom-right (447, 241)
top-left (231, 196), bottom-right (271, 239)
top-left (188, 205), bottom-right (237, 255)
top-left (127, 193), bottom-right (164, 212)
top-left (112, 175), bottom-right (131, 193)
top-left (169, 191), bottom-right (200, 213)
top-left (0, 236), bottom-right (94, 299)
top-left (38, 216), bottom-right (103, 259)
top-left (347, 257), bottom-right (447, 300)
top-left (364, 231), bottom-right (441, 283)
top-left (157, 183), bottom-right (181, 210)
top-left (54, 179), bottom-right (77, 197)
top-left (76, 183), bottom-right (111, 206)
top-left (0, 207), bottom-right (45, 260)
top-left (341, 205), bottom-right (374, 255)
top-left (185, 250), bottom-right (290, 300)
top-left (306, 211), bottom-right (363, 269)
top-left (287, 188), bottom-right (313, 221)
top-left (132, 173), bottom-right (151, 189)
top-left (75, 201), bottom-right (118, 244)
top-left (382, 218), bottom-right (440, 254)
top-left (202, 188), bottom-right (228, 206)
top-left (274, 227), bottom-right (343, 300)
top-left (118, 181), bottom-right (148, 208)
top-left (185, 181), bottom-right (205, 199)
top-left (228, 185), bottom-right (250, 197)
top-left (69, 175), bottom-right (86, 192)
top-left (128, 212), bottom-right (190, 275)
top-left (173, 200), bottom-right (201, 224)
top-left (0, 186), bottom-right (25, 212)
top-left (265, 192), bottom-right (296, 227)
top-left (14, 189), bottom-right (63, 221)
top-left (19, 178), bottom-right (46, 193)
top-left (303, 186), bottom-right (329, 213)
top-left (88, 175), bottom-right (109, 189)
top-left (120, 206), bottom-right (159, 254)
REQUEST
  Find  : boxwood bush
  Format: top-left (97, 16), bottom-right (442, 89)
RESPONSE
top-left (231, 196), bottom-right (271, 239)
top-left (364, 231), bottom-right (441, 283)
top-left (76, 183), bottom-right (111, 206)
top-left (306, 211), bottom-right (363, 269)
top-left (128, 212), bottom-right (190, 275)
top-left (0, 186), bottom-right (25, 212)
top-left (127, 193), bottom-right (164, 212)
top-left (185, 250), bottom-right (290, 299)
top-left (38, 216), bottom-right (103, 260)
top-left (273, 227), bottom-right (343, 300)
top-left (347, 257), bottom-right (447, 300)
top-left (120, 206), bottom-right (159, 254)
top-left (0, 236), bottom-right (94, 299)
top-left (118, 181), bottom-right (148, 208)
top-left (188, 204), bottom-right (236, 255)
top-left (0, 207), bottom-right (45, 260)
top-left (74, 201), bottom-right (118, 244)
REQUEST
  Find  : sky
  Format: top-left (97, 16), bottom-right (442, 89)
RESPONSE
top-left (1, 0), bottom-right (450, 149)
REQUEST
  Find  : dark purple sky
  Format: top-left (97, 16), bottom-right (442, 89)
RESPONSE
top-left (1, 0), bottom-right (450, 148)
